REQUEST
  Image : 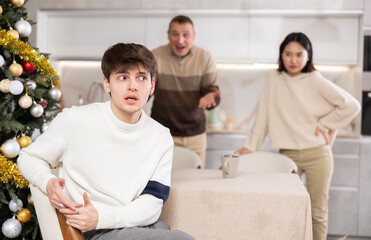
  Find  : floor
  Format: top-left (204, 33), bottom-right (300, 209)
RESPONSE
top-left (327, 235), bottom-right (371, 240)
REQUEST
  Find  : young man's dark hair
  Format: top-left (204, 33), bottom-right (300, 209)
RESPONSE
top-left (101, 43), bottom-right (158, 81)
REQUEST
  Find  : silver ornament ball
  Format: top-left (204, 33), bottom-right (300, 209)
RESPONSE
top-left (41, 121), bottom-right (50, 132)
top-left (14, 19), bottom-right (32, 37)
top-left (25, 80), bottom-right (37, 90)
top-left (48, 87), bottom-right (62, 101)
top-left (9, 199), bottom-right (23, 213)
top-left (1, 218), bottom-right (22, 238)
top-left (30, 104), bottom-right (44, 117)
top-left (31, 128), bottom-right (41, 141)
top-left (1, 139), bottom-right (21, 158)
top-left (0, 55), bottom-right (4, 67)
top-left (9, 80), bottom-right (24, 95)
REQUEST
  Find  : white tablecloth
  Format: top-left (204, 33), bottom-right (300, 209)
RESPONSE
top-left (161, 168), bottom-right (312, 240)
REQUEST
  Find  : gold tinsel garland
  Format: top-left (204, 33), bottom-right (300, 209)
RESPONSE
top-left (0, 154), bottom-right (29, 189)
top-left (0, 29), bottom-right (59, 81)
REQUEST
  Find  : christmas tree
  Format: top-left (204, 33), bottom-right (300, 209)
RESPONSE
top-left (0, 0), bottom-right (61, 239)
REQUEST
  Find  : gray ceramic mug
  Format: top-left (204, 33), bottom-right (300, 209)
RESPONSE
top-left (221, 154), bottom-right (239, 178)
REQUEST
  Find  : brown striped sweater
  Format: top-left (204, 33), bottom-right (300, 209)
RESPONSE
top-left (151, 44), bottom-right (220, 136)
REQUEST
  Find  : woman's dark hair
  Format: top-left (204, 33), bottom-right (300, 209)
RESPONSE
top-left (101, 43), bottom-right (157, 82)
top-left (277, 32), bottom-right (315, 73)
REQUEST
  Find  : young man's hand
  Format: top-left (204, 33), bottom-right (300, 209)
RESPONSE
top-left (62, 192), bottom-right (99, 231)
top-left (198, 90), bottom-right (221, 109)
top-left (46, 177), bottom-right (83, 211)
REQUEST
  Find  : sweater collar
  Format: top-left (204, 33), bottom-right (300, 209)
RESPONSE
top-left (281, 70), bottom-right (319, 81)
top-left (104, 101), bottom-right (146, 131)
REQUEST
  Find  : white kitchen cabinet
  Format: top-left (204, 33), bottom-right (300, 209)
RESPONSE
top-left (38, 10), bottom-right (360, 64)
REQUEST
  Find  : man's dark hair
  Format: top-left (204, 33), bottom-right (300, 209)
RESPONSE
top-left (168, 15), bottom-right (194, 31)
top-left (101, 43), bottom-right (157, 81)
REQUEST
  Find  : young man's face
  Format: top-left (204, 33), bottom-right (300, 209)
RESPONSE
top-left (167, 22), bottom-right (195, 57)
top-left (103, 63), bottom-right (155, 124)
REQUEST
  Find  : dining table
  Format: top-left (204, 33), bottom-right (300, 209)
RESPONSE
top-left (160, 168), bottom-right (312, 240)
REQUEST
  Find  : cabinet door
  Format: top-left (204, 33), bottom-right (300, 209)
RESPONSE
top-left (39, 12), bottom-right (146, 59)
top-left (328, 189), bottom-right (358, 235)
top-left (248, 17), bottom-right (359, 64)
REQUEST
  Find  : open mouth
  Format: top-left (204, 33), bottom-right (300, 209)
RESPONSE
top-left (176, 46), bottom-right (186, 51)
top-left (125, 95), bottom-right (138, 103)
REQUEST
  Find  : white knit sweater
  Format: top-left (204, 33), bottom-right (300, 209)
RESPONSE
top-left (18, 101), bottom-right (174, 229)
top-left (245, 70), bottom-right (361, 151)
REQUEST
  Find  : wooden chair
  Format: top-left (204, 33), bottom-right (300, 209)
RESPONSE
top-left (29, 180), bottom-right (85, 240)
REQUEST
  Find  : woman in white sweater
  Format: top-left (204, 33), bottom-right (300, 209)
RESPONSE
top-left (235, 32), bottom-right (360, 240)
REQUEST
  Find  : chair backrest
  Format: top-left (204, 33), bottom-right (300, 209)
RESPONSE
top-left (238, 151), bottom-right (297, 173)
top-left (30, 183), bottom-right (64, 240)
top-left (29, 169), bottom-right (85, 240)
top-left (172, 146), bottom-right (202, 169)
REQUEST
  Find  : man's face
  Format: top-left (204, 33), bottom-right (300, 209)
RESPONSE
top-left (103, 64), bottom-right (155, 124)
top-left (167, 22), bottom-right (195, 57)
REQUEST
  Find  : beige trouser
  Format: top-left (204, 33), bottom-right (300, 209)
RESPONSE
top-left (280, 145), bottom-right (333, 240)
top-left (172, 132), bottom-right (207, 169)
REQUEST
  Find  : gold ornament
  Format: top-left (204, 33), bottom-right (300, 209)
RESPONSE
top-left (7, 29), bottom-right (19, 39)
top-left (9, 61), bottom-right (23, 77)
top-left (11, 0), bottom-right (25, 8)
top-left (18, 94), bottom-right (33, 109)
top-left (27, 193), bottom-right (34, 206)
top-left (0, 79), bottom-right (11, 93)
top-left (0, 6), bottom-right (3, 15)
top-left (0, 154), bottom-right (29, 188)
top-left (0, 29), bottom-right (59, 79)
top-left (18, 135), bottom-right (32, 148)
top-left (17, 208), bottom-right (31, 223)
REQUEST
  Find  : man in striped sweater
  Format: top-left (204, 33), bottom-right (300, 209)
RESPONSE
top-left (151, 15), bottom-right (221, 168)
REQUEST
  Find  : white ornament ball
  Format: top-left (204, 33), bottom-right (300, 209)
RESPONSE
top-left (0, 79), bottom-right (11, 93)
top-left (9, 80), bottom-right (24, 95)
top-left (41, 121), bottom-right (50, 132)
top-left (1, 218), bottom-right (22, 238)
top-left (0, 55), bottom-right (4, 67)
top-left (18, 94), bottom-right (33, 109)
top-left (9, 199), bottom-right (23, 213)
top-left (1, 139), bottom-right (21, 158)
top-left (30, 104), bottom-right (44, 117)
top-left (14, 19), bottom-right (32, 37)
top-left (25, 80), bottom-right (36, 90)
top-left (48, 87), bottom-right (62, 101)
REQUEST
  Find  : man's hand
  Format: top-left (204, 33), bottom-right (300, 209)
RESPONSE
top-left (234, 147), bottom-right (251, 156)
top-left (46, 178), bottom-right (83, 211)
top-left (62, 192), bottom-right (99, 231)
top-left (198, 90), bottom-right (221, 109)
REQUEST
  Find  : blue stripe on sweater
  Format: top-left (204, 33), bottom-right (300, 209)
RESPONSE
top-left (141, 180), bottom-right (170, 203)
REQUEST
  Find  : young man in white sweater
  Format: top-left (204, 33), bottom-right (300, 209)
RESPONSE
top-left (18, 43), bottom-right (194, 240)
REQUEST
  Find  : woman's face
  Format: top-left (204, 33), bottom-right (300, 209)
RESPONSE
top-left (282, 41), bottom-right (309, 77)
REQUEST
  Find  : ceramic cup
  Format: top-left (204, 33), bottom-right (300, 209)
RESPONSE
top-left (221, 154), bottom-right (239, 178)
